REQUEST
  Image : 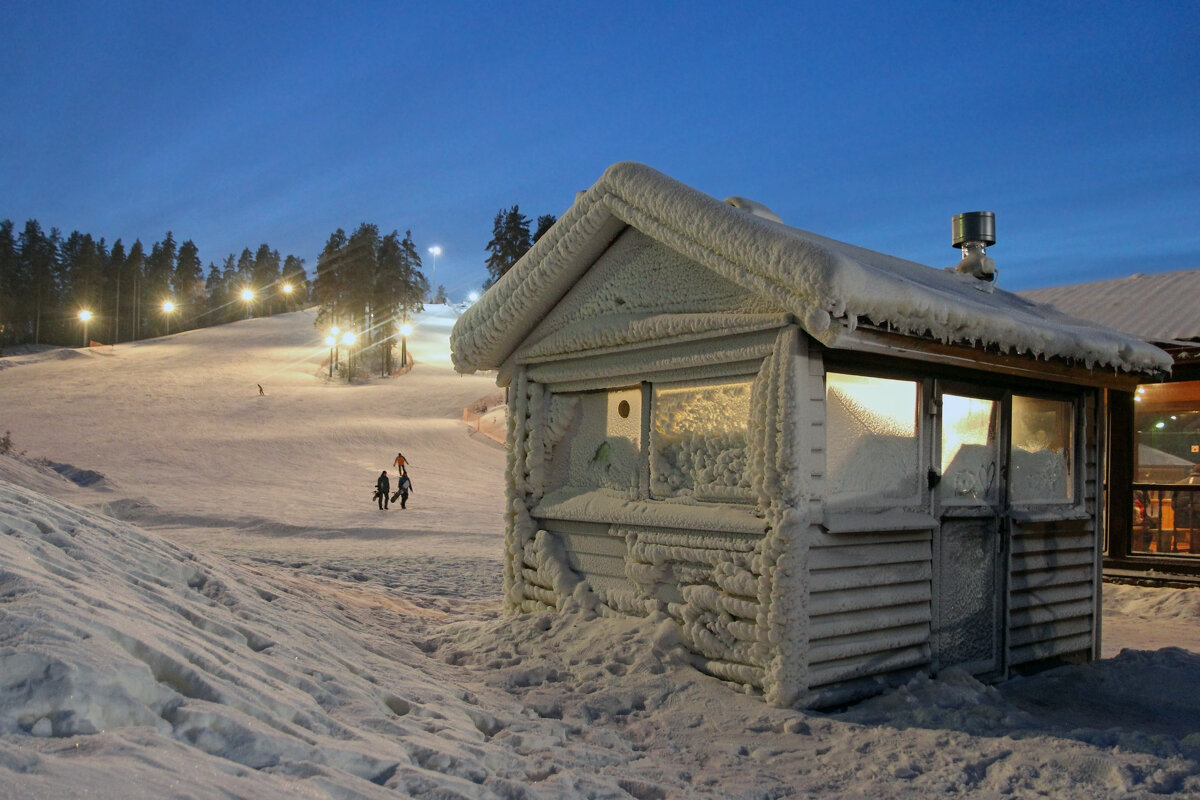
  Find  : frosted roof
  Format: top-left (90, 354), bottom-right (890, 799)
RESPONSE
top-left (1020, 270), bottom-right (1200, 343)
top-left (451, 162), bottom-right (1171, 375)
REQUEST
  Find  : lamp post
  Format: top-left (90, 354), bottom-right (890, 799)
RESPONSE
top-left (330, 325), bottom-right (340, 372)
top-left (427, 246), bottom-right (441, 298)
top-left (241, 287), bottom-right (255, 318)
top-left (162, 300), bottom-right (175, 334)
top-left (280, 282), bottom-right (293, 312)
top-left (78, 309), bottom-right (92, 347)
top-left (325, 334), bottom-right (336, 378)
top-left (399, 321), bottom-right (413, 369)
top-left (342, 331), bottom-right (356, 381)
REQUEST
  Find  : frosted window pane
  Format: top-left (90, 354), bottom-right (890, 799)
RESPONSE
top-left (826, 373), bottom-right (920, 504)
top-left (566, 388), bottom-right (642, 492)
top-left (650, 379), bottom-right (753, 501)
top-left (1010, 395), bottom-right (1073, 503)
top-left (939, 395), bottom-right (999, 504)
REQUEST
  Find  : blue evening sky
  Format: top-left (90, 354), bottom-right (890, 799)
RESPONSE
top-left (2, 1), bottom-right (1197, 300)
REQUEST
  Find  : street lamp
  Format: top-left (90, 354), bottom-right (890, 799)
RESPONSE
top-left (330, 325), bottom-right (341, 371)
top-left (162, 300), bottom-right (176, 334)
top-left (325, 334), bottom-right (336, 378)
top-left (78, 310), bottom-right (92, 347)
top-left (428, 246), bottom-right (441, 295)
top-left (399, 321), bottom-right (413, 369)
top-left (280, 282), bottom-right (293, 311)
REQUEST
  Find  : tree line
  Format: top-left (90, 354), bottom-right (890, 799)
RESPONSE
top-left (0, 218), bottom-right (308, 349)
top-left (484, 205), bottom-right (556, 288)
top-left (312, 224), bottom-right (428, 377)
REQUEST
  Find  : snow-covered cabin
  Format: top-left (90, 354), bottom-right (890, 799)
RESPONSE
top-left (450, 162), bottom-right (1172, 708)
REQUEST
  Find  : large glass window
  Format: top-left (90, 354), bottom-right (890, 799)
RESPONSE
top-left (650, 378), bottom-right (754, 501)
top-left (1131, 380), bottom-right (1200, 555)
top-left (825, 373), bottom-right (921, 506)
top-left (1009, 395), bottom-right (1074, 504)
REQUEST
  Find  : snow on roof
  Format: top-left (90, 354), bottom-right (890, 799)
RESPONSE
top-left (451, 162), bottom-right (1171, 376)
top-left (1019, 269), bottom-right (1200, 344)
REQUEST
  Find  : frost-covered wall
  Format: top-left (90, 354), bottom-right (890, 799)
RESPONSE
top-left (498, 314), bottom-right (815, 705)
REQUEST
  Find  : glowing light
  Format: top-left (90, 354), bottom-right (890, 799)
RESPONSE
top-left (341, 332), bottom-right (356, 345)
top-left (331, 326), bottom-right (340, 336)
top-left (428, 245), bottom-right (442, 257)
top-left (78, 310), bottom-right (92, 321)
top-left (1156, 421), bottom-right (1166, 429)
top-left (162, 301), bottom-right (175, 313)
top-left (468, 291), bottom-right (480, 302)
top-left (281, 283), bottom-right (293, 294)
top-left (325, 335), bottom-right (336, 346)
top-left (399, 323), bottom-right (413, 336)
top-left (241, 288), bottom-right (255, 301)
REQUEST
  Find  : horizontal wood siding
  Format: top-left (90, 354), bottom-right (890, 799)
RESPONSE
top-left (806, 527), bottom-right (933, 690)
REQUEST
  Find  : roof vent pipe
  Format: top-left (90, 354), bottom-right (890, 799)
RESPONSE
top-left (951, 211), bottom-right (996, 284)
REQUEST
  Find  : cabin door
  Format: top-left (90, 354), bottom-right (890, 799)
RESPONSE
top-left (931, 384), bottom-right (1007, 678)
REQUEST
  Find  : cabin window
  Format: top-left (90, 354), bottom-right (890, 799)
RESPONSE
top-left (1009, 394), bottom-right (1074, 504)
top-left (939, 394), bottom-right (1000, 505)
top-left (560, 387), bottom-right (643, 493)
top-left (1130, 380), bottom-right (1200, 555)
top-left (825, 372), bottom-right (921, 506)
top-left (649, 378), bottom-right (754, 502)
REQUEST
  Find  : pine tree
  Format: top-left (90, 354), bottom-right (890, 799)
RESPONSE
top-left (484, 205), bottom-right (531, 288)
top-left (125, 240), bottom-right (145, 341)
top-left (19, 220), bottom-right (59, 344)
top-left (281, 254), bottom-right (307, 310)
top-left (313, 229), bottom-right (346, 334)
top-left (105, 239), bottom-right (126, 343)
top-left (252, 244), bottom-right (281, 315)
top-left (173, 239), bottom-right (204, 318)
top-left (533, 214), bottom-right (557, 243)
top-left (0, 220), bottom-right (20, 346)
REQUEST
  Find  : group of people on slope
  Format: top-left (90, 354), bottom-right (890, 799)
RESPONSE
top-left (374, 451), bottom-right (414, 510)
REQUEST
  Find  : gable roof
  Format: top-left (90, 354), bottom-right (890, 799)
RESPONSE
top-left (1019, 270), bottom-right (1200, 344)
top-left (451, 162), bottom-right (1170, 376)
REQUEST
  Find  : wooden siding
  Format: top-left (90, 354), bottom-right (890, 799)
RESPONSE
top-left (806, 528), bottom-right (934, 690)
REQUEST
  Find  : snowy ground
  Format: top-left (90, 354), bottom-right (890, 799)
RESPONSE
top-left (2, 307), bottom-right (1199, 799)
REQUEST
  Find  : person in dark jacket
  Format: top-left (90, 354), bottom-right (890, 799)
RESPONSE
top-left (391, 473), bottom-right (413, 509)
top-left (375, 470), bottom-right (390, 510)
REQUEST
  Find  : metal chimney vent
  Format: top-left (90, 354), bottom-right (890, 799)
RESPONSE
top-left (951, 211), bottom-right (997, 284)
top-left (952, 211), bottom-right (995, 249)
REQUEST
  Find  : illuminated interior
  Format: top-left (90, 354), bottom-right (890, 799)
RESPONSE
top-left (1132, 380), bottom-right (1200, 555)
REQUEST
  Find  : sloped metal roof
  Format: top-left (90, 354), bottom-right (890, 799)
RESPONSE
top-left (1020, 270), bottom-right (1200, 343)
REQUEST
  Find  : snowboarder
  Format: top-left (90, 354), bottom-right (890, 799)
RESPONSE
top-left (390, 473), bottom-right (413, 509)
top-left (375, 470), bottom-right (390, 509)
top-left (393, 451), bottom-right (409, 476)
top-left (257, 384), bottom-right (265, 396)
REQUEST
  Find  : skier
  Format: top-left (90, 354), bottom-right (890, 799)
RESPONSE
top-left (391, 473), bottom-right (414, 509)
top-left (257, 384), bottom-right (265, 396)
top-left (375, 470), bottom-right (390, 510)
top-left (393, 451), bottom-right (409, 476)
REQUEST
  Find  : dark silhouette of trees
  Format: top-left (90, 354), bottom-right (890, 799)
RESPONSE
top-left (0, 216), bottom-right (309, 349)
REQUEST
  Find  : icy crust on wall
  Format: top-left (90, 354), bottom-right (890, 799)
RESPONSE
top-left (502, 329), bottom-right (810, 706)
top-left (450, 161), bottom-right (1170, 377)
